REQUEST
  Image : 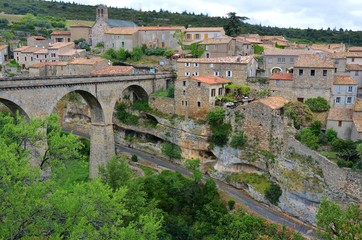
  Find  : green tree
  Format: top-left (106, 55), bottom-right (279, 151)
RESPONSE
top-left (284, 101), bottom-right (314, 128)
top-left (207, 108), bottom-right (225, 125)
top-left (265, 182), bottom-right (282, 205)
top-left (189, 42), bottom-right (205, 58)
top-left (161, 142), bottom-right (182, 159)
top-left (296, 128), bottom-right (320, 150)
top-left (224, 12), bottom-right (249, 36)
top-left (317, 198), bottom-right (362, 240)
top-left (253, 44), bottom-right (264, 54)
top-left (305, 97), bottom-right (330, 112)
top-left (173, 30), bottom-right (186, 50)
top-left (230, 132), bottom-right (247, 149)
top-left (184, 159), bottom-right (202, 183)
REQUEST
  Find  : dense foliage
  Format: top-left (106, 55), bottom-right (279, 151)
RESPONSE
top-left (207, 108), bottom-right (232, 147)
top-left (284, 101), bottom-right (314, 128)
top-left (305, 97), bottom-right (330, 112)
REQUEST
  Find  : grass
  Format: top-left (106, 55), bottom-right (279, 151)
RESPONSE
top-left (139, 165), bottom-right (156, 176)
top-left (152, 88), bottom-right (169, 97)
top-left (228, 173), bottom-right (270, 193)
top-left (0, 13), bottom-right (23, 23)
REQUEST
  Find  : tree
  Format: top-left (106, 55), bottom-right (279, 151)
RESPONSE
top-left (305, 97), bottom-right (330, 112)
top-left (317, 198), bottom-right (362, 240)
top-left (161, 142), bottom-right (182, 159)
top-left (265, 182), bottom-right (282, 205)
top-left (284, 101), bottom-right (314, 128)
top-left (296, 128), bottom-right (320, 150)
top-left (207, 108), bottom-right (225, 125)
top-left (173, 30), bottom-right (186, 50)
top-left (224, 12), bottom-right (249, 36)
top-left (189, 42), bottom-right (205, 58)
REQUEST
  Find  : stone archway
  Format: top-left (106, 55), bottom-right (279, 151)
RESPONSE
top-left (122, 85), bottom-right (149, 102)
top-left (0, 98), bottom-right (29, 118)
top-left (287, 67), bottom-right (294, 73)
top-left (271, 67), bottom-right (282, 74)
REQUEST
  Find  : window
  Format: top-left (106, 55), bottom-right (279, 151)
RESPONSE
top-left (186, 34), bottom-right (191, 39)
top-left (310, 69), bottom-right (315, 76)
top-left (185, 62), bottom-right (190, 67)
top-left (211, 89), bottom-right (216, 97)
top-left (335, 68), bottom-right (337, 73)
top-left (323, 70), bottom-right (327, 76)
top-left (195, 34), bottom-right (200, 39)
top-left (214, 71), bottom-right (220, 76)
top-left (185, 72), bottom-right (190, 76)
top-left (210, 63), bottom-right (214, 68)
top-left (277, 57), bottom-right (285, 63)
top-left (183, 90), bottom-right (186, 95)
top-left (121, 41), bottom-right (125, 48)
top-left (16, 57), bottom-right (19, 61)
top-left (335, 97), bottom-right (341, 104)
top-left (185, 101), bottom-right (188, 106)
top-left (276, 80), bottom-right (281, 87)
top-left (36, 54), bottom-right (39, 58)
top-left (346, 97), bottom-right (353, 104)
top-left (25, 57), bottom-right (27, 61)
top-left (218, 88), bottom-right (223, 95)
top-left (355, 71), bottom-right (359, 76)
top-left (31, 57), bottom-right (33, 61)
top-left (193, 72), bottom-right (199, 76)
top-left (182, 101), bottom-right (184, 106)
top-left (338, 121), bottom-right (342, 127)
top-left (299, 69), bottom-right (303, 76)
top-left (197, 82), bottom-right (201, 87)
top-left (268, 58), bottom-right (272, 63)
top-left (214, 45), bottom-right (218, 50)
top-left (194, 63), bottom-right (199, 67)
top-left (161, 33), bottom-right (165, 40)
top-left (183, 81), bottom-right (186, 86)
top-left (336, 85), bottom-right (342, 93)
top-left (290, 57), bottom-right (294, 63)
top-left (226, 70), bottom-right (232, 77)
top-left (161, 42), bottom-right (165, 48)
top-left (352, 57), bottom-right (355, 62)
top-left (197, 101), bottom-right (201, 107)
top-left (206, 53), bottom-right (210, 58)
top-left (347, 86), bottom-right (354, 93)
top-left (205, 45), bottom-right (209, 50)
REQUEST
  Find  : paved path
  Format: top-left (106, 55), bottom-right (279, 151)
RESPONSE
top-left (116, 145), bottom-right (318, 239)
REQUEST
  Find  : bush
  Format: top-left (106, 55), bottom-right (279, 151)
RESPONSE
top-left (305, 97), bottom-right (330, 112)
top-left (253, 44), bottom-right (264, 54)
top-left (297, 128), bottom-right (320, 150)
top-left (115, 102), bottom-right (139, 125)
top-left (228, 200), bottom-right (236, 210)
top-left (326, 128), bottom-right (337, 142)
top-left (207, 108), bottom-right (225, 126)
top-left (337, 159), bottom-right (353, 168)
top-left (265, 182), bottom-right (282, 205)
top-left (96, 42), bottom-right (104, 48)
top-left (161, 142), bottom-right (182, 159)
top-left (309, 120), bottom-right (322, 136)
top-left (131, 154), bottom-right (138, 162)
top-left (131, 100), bottom-right (152, 112)
top-left (167, 85), bottom-right (175, 98)
top-left (230, 132), bottom-right (247, 149)
top-left (284, 101), bottom-right (314, 128)
top-left (210, 123), bottom-right (232, 146)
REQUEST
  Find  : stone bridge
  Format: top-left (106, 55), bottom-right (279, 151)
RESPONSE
top-left (0, 73), bottom-right (174, 177)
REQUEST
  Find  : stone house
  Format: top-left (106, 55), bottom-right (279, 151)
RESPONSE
top-left (184, 27), bottom-right (225, 44)
top-left (199, 36), bottom-right (253, 58)
top-left (331, 75), bottom-right (357, 108)
top-left (48, 42), bottom-right (75, 62)
top-left (0, 45), bottom-right (8, 65)
top-left (50, 31), bottom-right (71, 43)
top-left (261, 35), bottom-right (289, 48)
top-left (175, 75), bottom-right (230, 119)
top-left (27, 36), bottom-right (51, 48)
top-left (242, 96), bottom-right (288, 152)
top-left (104, 27), bottom-right (139, 51)
top-left (326, 107), bottom-right (353, 139)
top-left (292, 54), bottom-right (335, 102)
top-left (177, 55), bottom-right (256, 85)
top-left (29, 61), bottom-right (69, 77)
top-left (346, 64), bottom-right (362, 96)
top-left (331, 52), bottom-right (348, 74)
top-left (262, 49), bottom-right (314, 77)
top-left (70, 24), bottom-right (92, 43)
top-left (67, 57), bottom-right (109, 75)
top-left (138, 26), bottom-right (185, 49)
top-left (268, 72), bottom-right (294, 97)
top-left (14, 46), bottom-right (43, 69)
top-left (91, 4), bottom-right (137, 47)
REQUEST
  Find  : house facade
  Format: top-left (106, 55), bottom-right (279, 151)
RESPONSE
top-left (104, 27), bottom-right (139, 51)
top-left (199, 36), bottom-right (253, 58)
top-left (70, 24), bottom-right (92, 43)
top-left (331, 75), bottom-right (357, 108)
top-left (175, 75), bottom-right (230, 118)
top-left (0, 45), bottom-right (8, 65)
top-left (50, 31), bottom-right (71, 43)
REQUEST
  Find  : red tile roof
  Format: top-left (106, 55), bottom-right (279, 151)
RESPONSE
top-left (48, 42), bottom-right (74, 50)
top-left (264, 49), bottom-right (314, 56)
top-left (191, 75), bottom-right (231, 85)
top-left (346, 52), bottom-right (362, 58)
top-left (0, 45), bottom-right (7, 51)
top-left (91, 66), bottom-right (134, 75)
top-left (348, 46), bottom-right (362, 52)
top-left (346, 64), bottom-right (362, 71)
top-left (327, 107), bottom-right (353, 121)
top-left (29, 61), bottom-right (68, 68)
top-left (70, 57), bottom-right (107, 65)
top-left (269, 73), bottom-right (293, 81)
top-left (14, 46), bottom-right (31, 52)
top-left (257, 96), bottom-right (288, 109)
top-left (199, 37), bottom-right (231, 45)
top-left (31, 36), bottom-right (47, 40)
top-left (333, 75), bottom-right (356, 85)
top-left (105, 27), bottom-right (139, 35)
top-left (294, 54), bottom-right (335, 68)
top-left (51, 31), bottom-right (71, 35)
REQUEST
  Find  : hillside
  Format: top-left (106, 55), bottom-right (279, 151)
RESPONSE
top-left (1, 0), bottom-right (362, 45)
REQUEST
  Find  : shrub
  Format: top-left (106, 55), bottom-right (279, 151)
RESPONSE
top-left (326, 128), bottom-right (337, 142)
top-left (309, 120), bottom-right (322, 136)
top-left (167, 84), bottom-right (175, 98)
top-left (210, 123), bottom-right (232, 146)
top-left (115, 102), bottom-right (139, 125)
top-left (253, 44), bottom-right (264, 54)
top-left (337, 159), bottom-right (353, 168)
top-left (265, 182), bottom-right (282, 205)
top-left (207, 108), bottom-right (225, 126)
top-left (284, 101), bottom-right (314, 128)
top-left (296, 128), bottom-right (320, 150)
top-left (131, 100), bottom-right (152, 112)
top-left (305, 97), bottom-right (330, 112)
top-left (230, 132), bottom-right (247, 149)
top-left (95, 42), bottom-right (104, 48)
top-left (131, 154), bottom-right (138, 162)
top-left (162, 142), bottom-right (182, 159)
top-left (228, 200), bottom-right (236, 210)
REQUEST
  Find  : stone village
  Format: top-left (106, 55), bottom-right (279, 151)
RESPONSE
top-left (0, 4), bottom-right (361, 228)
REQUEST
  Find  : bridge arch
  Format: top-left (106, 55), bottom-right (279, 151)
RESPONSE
top-left (122, 84), bottom-right (149, 102)
top-left (0, 98), bottom-right (29, 118)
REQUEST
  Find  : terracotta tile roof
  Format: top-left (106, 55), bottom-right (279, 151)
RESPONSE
top-left (310, 43), bottom-right (345, 53)
top-left (353, 119), bottom-right (362, 132)
top-left (190, 75), bottom-right (231, 85)
top-left (235, 37), bottom-right (253, 44)
top-left (91, 66), bottom-right (134, 75)
top-left (139, 26), bottom-right (184, 31)
top-left (269, 72), bottom-right (293, 81)
top-left (70, 23), bottom-right (91, 28)
top-left (51, 31), bottom-right (71, 35)
top-left (48, 42), bottom-right (74, 50)
top-left (31, 36), bottom-right (47, 40)
top-left (14, 46), bottom-right (31, 52)
top-left (257, 96), bottom-right (288, 109)
top-left (199, 37), bottom-right (232, 45)
top-left (21, 46), bottom-right (42, 53)
top-left (346, 52), bottom-right (362, 58)
top-left (29, 61), bottom-right (68, 68)
top-left (59, 49), bottom-right (85, 56)
top-left (70, 57), bottom-right (107, 65)
top-left (264, 49), bottom-right (314, 56)
top-left (348, 46), bottom-right (362, 52)
top-left (333, 75), bottom-right (356, 85)
top-left (327, 107), bottom-right (353, 121)
top-left (346, 64), bottom-right (362, 71)
top-left (261, 35), bottom-right (287, 41)
top-left (294, 54), bottom-right (335, 68)
top-left (178, 55), bottom-right (253, 64)
top-left (331, 52), bottom-right (348, 59)
top-left (354, 99), bottom-right (362, 112)
top-left (105, 27), bottom-right (139, 35)
top-left (185, 27), bottom-right (224, 32)
top-left (0, 45), bottom-right (7, 51)
top-left (34, 48), bottom-right (48, 54)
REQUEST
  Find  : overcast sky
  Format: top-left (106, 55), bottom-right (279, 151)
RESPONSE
top-left (67, 0), bottom-right (362, 31)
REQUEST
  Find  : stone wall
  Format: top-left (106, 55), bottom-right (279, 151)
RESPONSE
top-left (149, 96), bottom-right (175, 115)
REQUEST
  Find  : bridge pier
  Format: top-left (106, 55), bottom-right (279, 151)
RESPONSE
top-left (89, 123), bottom-right (115, 178)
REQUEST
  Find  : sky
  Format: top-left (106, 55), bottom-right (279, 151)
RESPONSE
top-left (67, 0), bottom-right (362, 31)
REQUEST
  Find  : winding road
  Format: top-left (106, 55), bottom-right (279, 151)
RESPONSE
top-left (116, 145), bottom-right (318, 239)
